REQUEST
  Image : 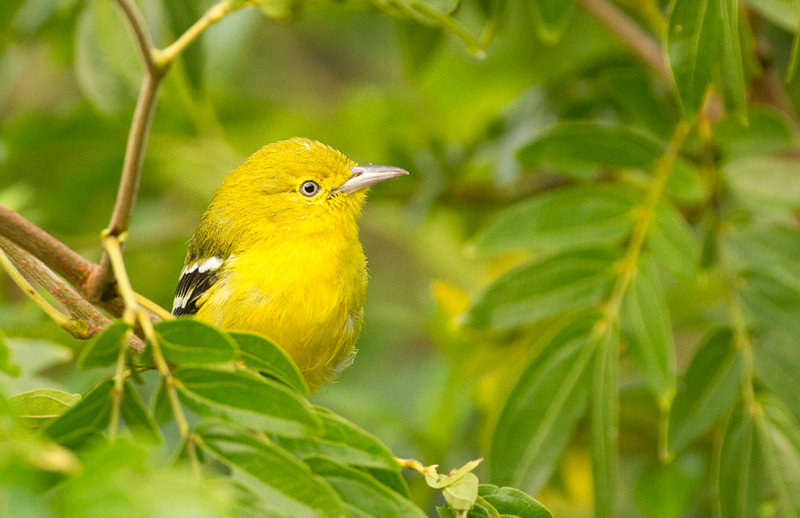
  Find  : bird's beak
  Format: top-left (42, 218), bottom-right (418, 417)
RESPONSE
top-left (333, 165), bottom-right (409, 194)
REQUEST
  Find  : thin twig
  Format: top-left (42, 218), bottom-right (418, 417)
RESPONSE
top-left (0, 245), bottom-right (91, 339)
top-left (157, 1), bottom-right (232, 69)
top-left (576, 0), bottom-right (669, 79)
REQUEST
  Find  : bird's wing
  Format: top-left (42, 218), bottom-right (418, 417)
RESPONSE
top-left (172, 256), bottom-right (226, 316)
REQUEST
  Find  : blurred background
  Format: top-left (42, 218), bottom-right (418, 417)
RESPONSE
top-left (2, 0), bottom-right (800, 516)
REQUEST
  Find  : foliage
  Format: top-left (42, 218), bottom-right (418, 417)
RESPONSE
top-left (2, 0), bottom-right (800, 516)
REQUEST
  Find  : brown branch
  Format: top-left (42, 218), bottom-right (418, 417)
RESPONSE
top-left (576, 0), bottom-right (669, 79)
top-left (0, 237), bottom-right (145, 351)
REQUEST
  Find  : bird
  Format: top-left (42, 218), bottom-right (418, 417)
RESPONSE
top-left (171, 138), bottom-right (408, 391)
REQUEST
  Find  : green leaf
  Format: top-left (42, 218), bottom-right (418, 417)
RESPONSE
top-left (151, 376), bottom-right (173, 425)
top-left (0, 332), bottom-right (20, 377)
top-left (713, 108), bottom-right (795, 162)
top-left (45, 379), bottom-right (114, 448)
top-left (746, 0), bottom-right (799, 31)
top-left (230, 332), bottom-right (308, 395)
top-left (254, 0), bottom-right (301, 21)
top-left (518, 122), bottom-right (666, 176)
top-left (719, 0), bottom-right (747, 120)
top-left (718, 401), bottom-right (762, 518)
top-left (464, 250), bottom-right (616, 331)
top-left (197, 421), bottom-right (347, 518)
top-left (120, 381), bottom-right (161, 444)
top-left (755, 332), bottom-right (800, 422)
top-left (478, 485), bottom-right (553, 518)
top-left (73, 0), bottom-right (140, 115)
top-left (647, 202), bottom-right (698, 278)
top-left (489, 316), bottom-right (597, 490)
top-left (530, 0), bottom-right (574, 44)
top-left (304, 457), bottom-right (427, 518)
top-left (741, 271), bottom-right (800, 341)
top-left (154, 319), bottom-right (239, 365)
top-left (274, 406), bottom-right (399, 471)
top-left (668, 329), bottom-right (741, 456)
top-left (78, 321), bottom-right (131, 369)
top-left (591, 330), bottom-right (619, 518)
top-left (174, 367), bottom-right (320, 437)
top-left (8, 389), bottom-right (81, 428)
top-left (726, 223), bottom-right (800, 293)
top-left (468, 184), bottom-right (637, 256)
top-left (633, 453), bottom-right (705, 518)
top-left (621, 257), bottom-right (676, 400)
top-left (757, 395), bottom-right (800, 516)
top-left (666, 0), bottom-right (723, 120)
top-left (724, 156), bottom-right (800, 209)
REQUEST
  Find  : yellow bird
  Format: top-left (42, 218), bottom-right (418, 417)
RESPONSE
top-left (172, 138), bottom-right (408, 390)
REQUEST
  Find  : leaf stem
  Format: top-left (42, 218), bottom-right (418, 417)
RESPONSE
top-left (157, 1), bottom-right (233, 70)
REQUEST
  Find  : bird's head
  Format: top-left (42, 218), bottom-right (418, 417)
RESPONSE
top-left (208, 138), bottom-right (408, 238)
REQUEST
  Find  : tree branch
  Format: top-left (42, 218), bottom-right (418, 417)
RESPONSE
top-left (113, 0), bottom-right (159, 76)
top-left (576, 0), bottom-right (669, 79)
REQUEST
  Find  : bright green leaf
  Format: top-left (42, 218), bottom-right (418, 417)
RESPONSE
top-left (668, 329), bottom-right (740, 456)
top-left (230, 331), bottom-right (308, 395)
top-left (647, 201), bottom-right (698, 278)
top-left (633, 453), bottom-right (705, 518)
top-left (745, 0), bottom-right (799, 31)
top-left (724, 156), bottom-right (800, 209)
top-left (305, 456), bottom-right (427, 518)
top-left (45, 379), bottom-right (114, 448)
top-left (9, 389), bottom-right (81, 428)
top-left (489, 316), bottom-right (597, 490)
top-left (755, 332), bottom-right (800, 422)
top-left (718, 401), bottom-right (762, 518)
top-left (120, 381), bottom-right (161, 444)
top-left (757, 395), bottom-right (800, 516)
top-left (622, 257), bottom-right (676, 400)
top-left (274, 406), bottom-right (400, 471)
top-left (154, 319), bottom-right (239, 366)
top-left (174, 367), bottom-right (320, 437)
top-left (478, 485), bottom-right (553, 518)
top-left (713, 108), bottom-right (795, 162)
top-left (666, 0), bottom-right (723, 120)
top-left (530, 0), bottom-right (574, 44)
top-left (0, 332), bottom-right (20, 377)
top-left (78, 321), bottom-right (131, 369)
top-left (741, 271), bottom-right (800, 341)
top-left (719, 0), bottom-right (747, 120)
top-left (591, 330), bottom-right (619, 518)
top-left (469, 184), bottom-right (637, 256)
top-left (464, 249), bottom-right (616, 331)
top-left (197, 421), bottom-right (346, 518)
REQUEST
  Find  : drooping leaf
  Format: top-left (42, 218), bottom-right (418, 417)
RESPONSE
top-left (478, 485), bottom-right (553, 518)
top-left (746, 0), bottom-right (799, 32)
top-left (666, 0), bottom-right (723, 120)
top-left (647, 201), bottom-right (698, 278)
top-left (469, 184), bottom-right (637, 256)
top-left (464, 249), bottom-right (616, 331)
top-left (8, 389), bottom-right (81, 428)
top-left (78, 321), bottom-right (131, 369)
top-left (230, 331), bottom-right (308, 395)
top-left (621, 257), bottom-right (676, 401)
top-left (668, 329), bottom-right (741, 456)
top-left (274, 406), bottom-right (400, 471)
top-left (196, 421), bottom-right (347, 518)
top-left (633, 452), bottom-right (705, 518)
top-left (529, 0), bottom-right (574, 44)
top-left (718, 400), bottom-right (762, 518)
top-left (755, 332), bottom-right (800, 422)
top-left (518, 122), bottom-right (664, 176)
top-left (489, 316), bottom-right (597, 490)
top-left (591, 329), bottom-right (619, 518)
top-left (713, 108), bottom-right (795, 162)
top-left (304, 457), bottom-right (427, 518)
top-left (757, 395), bottom-right (800, 516)
top-left (724, 156), bottom-right (800, 209)
top-left (740, 270), bottom-right (800, 341)
top-left (174, 367), bottom-right (320, 437)
top-left (45, 379), bottom-right (114, 448)
top-left (120, 381), bottom-right (161, 444)
top-left (719, 0), bottom-right (747, 120)
top-left (154, 319), bottom-right (239, 365)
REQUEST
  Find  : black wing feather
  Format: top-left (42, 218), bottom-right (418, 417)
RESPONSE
top-left (172, 264), bottom-right (221, 316)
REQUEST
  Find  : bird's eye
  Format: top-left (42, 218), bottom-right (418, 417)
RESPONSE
top-left (300, 180), bottom-right (321, 197)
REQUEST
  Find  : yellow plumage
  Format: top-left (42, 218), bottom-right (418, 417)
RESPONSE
top-left (173, 138), bottom-right (407, 390)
